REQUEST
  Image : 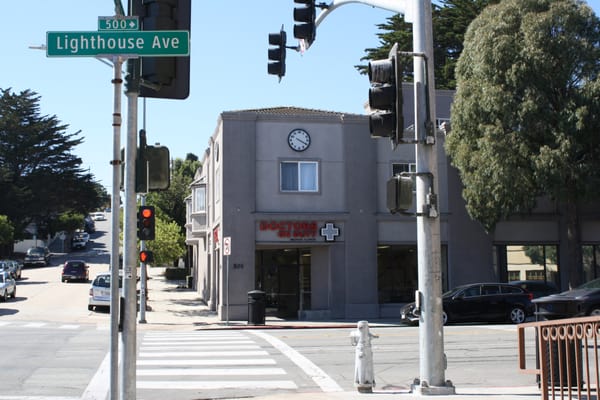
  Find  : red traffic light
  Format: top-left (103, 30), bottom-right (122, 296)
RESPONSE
top-left (141, 207), bottom-right (153, 219)
top-left (139, 250), bottom-right (154, 263)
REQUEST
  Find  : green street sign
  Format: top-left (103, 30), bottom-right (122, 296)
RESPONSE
top-left (46, 30), bottom-right (189, 57)
top-left (98, 16), bottom-right (139, 31)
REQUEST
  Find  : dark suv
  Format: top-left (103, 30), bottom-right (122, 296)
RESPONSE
top-left (61, 260), bottom-right (89, 283)
top-left (401, 282), bottom-right (534, 325)
top-left (23, 247), bottom-right (51, 268)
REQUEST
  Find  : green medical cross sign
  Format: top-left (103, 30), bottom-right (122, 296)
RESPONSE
top-left (46, 30), bottom-right (189, 57)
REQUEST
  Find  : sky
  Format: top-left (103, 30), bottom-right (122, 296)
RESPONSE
top-left (2, 0), bottom-right (600, 191)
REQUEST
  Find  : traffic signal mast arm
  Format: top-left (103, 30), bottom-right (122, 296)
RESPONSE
top-left (302, 0), bottom-right (410, 50)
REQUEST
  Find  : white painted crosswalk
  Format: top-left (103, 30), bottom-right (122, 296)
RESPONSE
top-left (136, 330), bottom-right (299, 392)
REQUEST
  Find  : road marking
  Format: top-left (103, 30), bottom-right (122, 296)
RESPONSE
top-left (59, 324), bottom-right (80, 330)
top-left (22, 322), bottom-right (45, 328)
top-left (140, 344), bottom-right (260, 350)
top-left (137, 358), bottom-right (277, 366)
top-left (249, 330), bottom-right (343, 393)
top-left (137, 380), bottom-right (297, 390)
top-left (140, 339), bottom-right (254, 345)
top-left (137, 367), bottom-right (286, 376)
top-left (139, 350), bottom-right (269, 357)
top-left (0, 397), bottom-right (79, 400)
top-left (81, 351), bottom-right (110, 400)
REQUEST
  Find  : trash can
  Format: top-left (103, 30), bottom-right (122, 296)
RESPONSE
top-left (248, 290), bottom-right (266, 325)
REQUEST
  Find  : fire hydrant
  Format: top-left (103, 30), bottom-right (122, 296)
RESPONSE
top-left (350, 320), bottom-right (378, 393)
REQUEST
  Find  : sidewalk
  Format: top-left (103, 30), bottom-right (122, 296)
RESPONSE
top-left (141, 267), bottom-right (542, 400)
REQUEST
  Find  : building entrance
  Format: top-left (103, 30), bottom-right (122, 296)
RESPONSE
top-left (255, 248), bottom-right (311, 318)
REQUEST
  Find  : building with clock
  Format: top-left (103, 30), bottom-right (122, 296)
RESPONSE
top-left (184, 87), bottom-right (600, 322)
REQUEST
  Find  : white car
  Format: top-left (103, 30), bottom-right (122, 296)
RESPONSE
top-left (88, 272), bottom-right (118, 311)
top-left (0, 271), bottom-right (16, 301)
top-left (90, 212), bottom-right (106, 221)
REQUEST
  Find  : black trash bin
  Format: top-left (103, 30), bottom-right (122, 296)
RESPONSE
top-left (248, 290), bottom-right (266, 325)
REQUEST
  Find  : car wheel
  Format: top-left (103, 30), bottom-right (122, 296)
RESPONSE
top-left (588, 308), bottom-right (600, 317)
top-left (88, 305), bottom-right (94, 311)
top-left (1, 291), bottom-right (6, 302)
top-left (509, 307), bottom-right (526, 324)
top-left (442, 310), bottom-right (448, 325)
top-left (11, 288), bottom-right (16, 299)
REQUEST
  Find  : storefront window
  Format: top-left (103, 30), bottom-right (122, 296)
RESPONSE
top-left (377, 245), bottom-right (418, 303)
top-left (583, 245), bottom-right (600, 283)
top-left (506, 245), bottom-right (559, 286)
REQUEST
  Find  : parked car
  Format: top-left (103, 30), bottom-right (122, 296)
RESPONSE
top-left (90, 212), bottom-right (106, 221)
top-left (71, 235), bottom-right (87, 250)
top-left (0, 271), bottom-right (16, 301)
top-left (510, 280), bottom-right (559, 299)
top-left (0, 260), bottom-right (22, 280)
top-left (61, 260), bottom-right (89, 283)
top-left (400, 282), bottom-right (534, 325)
top-left (533, 277), bottom-right (600, 320)
top-left (23, 246), bottom-right (51, 268)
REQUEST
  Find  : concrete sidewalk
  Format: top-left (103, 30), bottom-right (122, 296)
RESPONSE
top-left (140, 267), bottom-right (543, 400)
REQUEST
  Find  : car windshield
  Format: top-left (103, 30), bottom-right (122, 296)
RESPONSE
top-left (27, 247), bottom-right (45, 256)
top-left (578, 278), bottom-right (600, 289)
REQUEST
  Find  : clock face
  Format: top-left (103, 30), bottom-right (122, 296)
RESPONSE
top-left (288, 129), bottom-right (311, 152)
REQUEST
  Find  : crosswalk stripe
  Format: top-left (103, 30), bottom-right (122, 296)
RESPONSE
top-left (22, 322), bottom-right (45, 328)
top-left (137, 358), bottom-right (277, 366)
top-left (58, 324), bottom-right (80, 330)
top-left (139, 350), bottom-right (269, 357)
top-left (140, 340), bottom-right (254, 345)
top-left (137, 380), bottom-right (298, 390)
top-left (137, 367), bottom-right (286, 376)
top-left (140, 344), bottom-right (260, 350)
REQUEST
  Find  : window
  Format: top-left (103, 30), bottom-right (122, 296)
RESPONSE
top-left (193, 185), bottom-right (206, 213)
top-left (392, 162), bottom-right (416, 176)
top-left (280, 161), bottom-right (318, 192)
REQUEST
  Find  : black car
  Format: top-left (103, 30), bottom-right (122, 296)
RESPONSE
top-left (533, 277), bottom-right (600, 320)
top-left (400, 282), bottom-right (534, 325)
top-left (509, 280), bottom-right (560, 299)
top-left (23, 246), bottom-right (51, 268)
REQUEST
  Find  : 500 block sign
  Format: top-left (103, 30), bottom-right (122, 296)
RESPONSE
top-left (46, 30), bottom-right (189, 57)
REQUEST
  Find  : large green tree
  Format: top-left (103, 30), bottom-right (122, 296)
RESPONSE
top-left (358, 0), bottom-right (498, 89)
top-left (446, 0), bottom-right (600, 288)
top-left (0, 88), bottom-right (102, 239)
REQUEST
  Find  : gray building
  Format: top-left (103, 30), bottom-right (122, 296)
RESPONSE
top-left (185, 87), bottom-right (600, 321)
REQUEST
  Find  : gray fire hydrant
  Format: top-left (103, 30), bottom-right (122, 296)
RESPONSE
top-left (350, 320), bottom-right (379, 393)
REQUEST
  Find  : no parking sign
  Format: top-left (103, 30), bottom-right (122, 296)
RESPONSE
top-left (223, 236), bottom-right (231, 256)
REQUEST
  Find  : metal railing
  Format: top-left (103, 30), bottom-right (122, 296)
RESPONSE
top-left (518, 316), bottom-right (600, 400)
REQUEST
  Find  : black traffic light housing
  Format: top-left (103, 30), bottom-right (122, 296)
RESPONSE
top-left (137, 206), bottom-right (156, 240)
top-left (132, 0), bottom-right (191, 99)
top-left (268, 28), bottom-right (287, 79)
top-left (368, 43), bottom-right (404, 149)
top-left (293, 0), bottom-right (316, 45)
top-left (139, 250), bottom-right (154, 263)
top-left (135, 130), bottom-right (171, 193)
top-left (387, 174), bottom-right (413, 214)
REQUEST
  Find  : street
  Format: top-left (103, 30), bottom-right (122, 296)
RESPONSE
top-left (0, 219), bottom-right (539, 399)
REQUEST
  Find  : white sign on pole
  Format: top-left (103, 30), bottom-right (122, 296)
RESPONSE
top-left (223, 236), bottom-right (231, 256)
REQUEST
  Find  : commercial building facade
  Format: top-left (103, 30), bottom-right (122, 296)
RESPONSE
top-left (185, 87), bottom-right (600, 321)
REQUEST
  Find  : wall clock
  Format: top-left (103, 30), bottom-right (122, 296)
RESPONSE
top-left (288, 129), bottom-right (311, 152)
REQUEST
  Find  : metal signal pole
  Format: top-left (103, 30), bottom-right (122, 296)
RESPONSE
top-left (307, 0), bottom-right (454, 394)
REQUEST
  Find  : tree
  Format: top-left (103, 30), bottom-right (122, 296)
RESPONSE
top-left (0, 88), bottom-right (102, 239)
top-left (0, 215), bottom-right (14, 257)
top-left (358, 0), bottom-right (499, 89)
top-left (145, 212), bottom-right (186, 267)
top-left (446, 0), bottom-right (600, 288)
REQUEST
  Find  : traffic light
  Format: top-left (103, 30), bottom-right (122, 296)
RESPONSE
top-left (132, 0), bottom-right (191, 99)
top-left (387, 174), bottom-right (413, 213)
top-left (137, 206), bottom-right (156, 240)
top-left (139, 250), bottom-right (154, 263)
top-left (268, 28), bottom-right (286, 79)
top-left (293, 0), bottom-right (316, 45)
top-left (368, 43), bottom-right (404, 149)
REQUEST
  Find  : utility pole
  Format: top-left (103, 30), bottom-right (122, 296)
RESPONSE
top-left (296, 0), bottom-right (454, 394)
top-left (121, 56), bottom-right (139, 400)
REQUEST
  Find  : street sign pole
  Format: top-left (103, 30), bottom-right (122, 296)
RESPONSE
top-left (121, 57), bottom-right (139, 400)
top-left (224, 237), bottom-right (231, 326)
top-left (109, 55), bottom-right (124, 400)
